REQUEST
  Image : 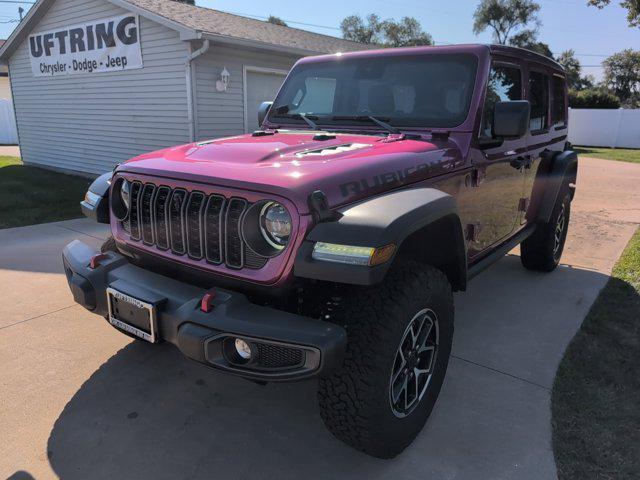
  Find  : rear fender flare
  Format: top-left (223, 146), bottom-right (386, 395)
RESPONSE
top-left (531, 150), bottom-right (578, 224)
top-left (294, 188), bottom-right (467, 290)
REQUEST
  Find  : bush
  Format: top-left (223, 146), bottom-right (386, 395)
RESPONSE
top-left (569, 89), bottom-right (621, 109)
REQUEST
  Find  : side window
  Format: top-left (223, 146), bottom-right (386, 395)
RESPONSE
top-left (481, 64), bottom-right (522, 138)
top-left (552, 75), bottom-right (567, 128)
top-left (529, 71), bottom-right (549, 133)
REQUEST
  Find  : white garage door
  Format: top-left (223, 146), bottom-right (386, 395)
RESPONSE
top-left (245, 69), bottom-right (287, 132)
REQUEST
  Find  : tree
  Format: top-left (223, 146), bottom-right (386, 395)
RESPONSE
top-left (341, 14), bottom-right (433, 47)
top-left (508, 30), bottom-right (553, 57)
top-left (602, 49), bottom-right (640, 106)
top-left (382, 17), bottom-right (434, 47)
top-left (473, 0), bottom-right (541, 44)
top-left (267, 16), bottom-right (288, 27)
top-left (569, 88), bottom-right (621, 108)
top-left (587, 0), bottom-right (640, 28)
top-left (341, 14), bottom-right (384, 44)
top-left (556, 49), bottom-right (595, 90)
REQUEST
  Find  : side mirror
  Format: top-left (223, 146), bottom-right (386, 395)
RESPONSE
top-left (492, 100), bottom-right (530, 138)
top-left (258, 101), bottom-right (273, 127)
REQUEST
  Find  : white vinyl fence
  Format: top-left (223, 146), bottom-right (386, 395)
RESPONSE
top-left (568, 108), bottom-right (640, 149)
top-left (0, 99), bottom-right (18, 145)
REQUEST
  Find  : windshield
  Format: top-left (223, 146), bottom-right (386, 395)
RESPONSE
top-left (268, 53), bottom-right (478, 129)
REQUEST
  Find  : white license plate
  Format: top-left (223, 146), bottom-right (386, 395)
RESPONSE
top-left (106, 287), bottom-right (158, 343)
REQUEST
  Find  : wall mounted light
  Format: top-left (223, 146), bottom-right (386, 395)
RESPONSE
top-left (216, 67), bottom-right (230, 92)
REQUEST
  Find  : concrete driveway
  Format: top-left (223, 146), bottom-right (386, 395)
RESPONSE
top-left (1, 157), bottom-right (639, 480)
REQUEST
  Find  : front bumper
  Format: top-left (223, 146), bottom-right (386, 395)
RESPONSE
top-left (62, 240), bottom-right (346, 381)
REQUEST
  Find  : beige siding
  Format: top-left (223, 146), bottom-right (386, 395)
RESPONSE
top-left (8, 0), bottom-right (190, 175)
top-left (194, 43), bottom-right (299, 141)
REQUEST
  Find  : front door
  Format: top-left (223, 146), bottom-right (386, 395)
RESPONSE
top-left (464, 61), bottom-right (527, 257)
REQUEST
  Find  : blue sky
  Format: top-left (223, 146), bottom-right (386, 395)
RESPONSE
top-left (1, 0), bottom-right (638, 80)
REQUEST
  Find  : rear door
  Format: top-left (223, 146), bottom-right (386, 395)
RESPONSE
top-left (521, 66), bottom-right (567, 224)
top-left (245, 68), bottom-right (287, 132)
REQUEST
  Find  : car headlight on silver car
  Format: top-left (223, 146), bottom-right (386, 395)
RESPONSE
top-left (260, 202), bottom-right (292, 249)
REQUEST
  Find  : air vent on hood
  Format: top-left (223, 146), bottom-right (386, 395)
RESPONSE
top-left (296, 143), bottom-right (370, 158)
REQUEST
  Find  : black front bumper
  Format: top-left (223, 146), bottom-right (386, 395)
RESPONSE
top-left (62, 240), bottom-right (346, 381)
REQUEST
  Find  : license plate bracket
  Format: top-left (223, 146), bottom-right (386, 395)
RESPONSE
top-left (106, 287), bottom-right (158, 343)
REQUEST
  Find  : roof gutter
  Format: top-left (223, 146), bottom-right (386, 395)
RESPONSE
top-left (186, 38), bottom-right (210, 142)
top-left (201, 32), bottom-right (327, 57)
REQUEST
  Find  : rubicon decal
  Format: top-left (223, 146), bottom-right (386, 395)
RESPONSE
top-left (28, 14), bottom-right (143, 77)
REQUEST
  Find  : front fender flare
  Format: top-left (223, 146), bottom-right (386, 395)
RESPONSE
top-left (294, 188), bottom-right (467, 287)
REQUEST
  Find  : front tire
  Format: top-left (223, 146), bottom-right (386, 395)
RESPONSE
top-left (318, 262), bottom-right (454, 458)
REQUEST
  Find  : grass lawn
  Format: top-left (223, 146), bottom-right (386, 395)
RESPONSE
top-left (575, 146), bottom-right (640, 164)
top-left (552, 228), bottom-right (640, 479)
top-left (0, 156), bottom-right (91, 229)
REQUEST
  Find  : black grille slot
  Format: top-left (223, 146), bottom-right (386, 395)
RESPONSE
top-left (186, 192), bottom-right (205, 259)
top-left (204, 195), bottom-right (225, 264)
top-left (153, 186), bottom-right (170, 250)
top-left (129, 181), bottom-right (142, 241)
top-left (169, 189), bottom-right (187, 254)
top-left (256, 343), bottom-right (304, 369)
top-left (225, 198), bottom-right (247, 269)
top-left (140, 184), bottom-right (155, 245)
top-left (245, 246), bottom-right (268, 269)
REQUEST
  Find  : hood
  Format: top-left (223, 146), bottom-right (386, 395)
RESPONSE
top-left (118, 130), bottom-right (467, 214)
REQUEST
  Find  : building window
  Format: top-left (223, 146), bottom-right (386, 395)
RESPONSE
top-left (552, 75), bottom-right (567, 128)
top-left (529, 71), bottom-right (549, 133)
top-left (481, 64), bottom-right (522, 138)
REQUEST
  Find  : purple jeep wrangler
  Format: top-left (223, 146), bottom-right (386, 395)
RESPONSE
top-left (64, 44), bottom-right (576, 458)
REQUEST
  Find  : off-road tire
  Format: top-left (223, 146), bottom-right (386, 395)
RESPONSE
top-left (101, 236), bottom-right (118, 254)
top-left (318, 262), bottom-right (454, 458)
top-left (521, 187), bottom-right (571, 272)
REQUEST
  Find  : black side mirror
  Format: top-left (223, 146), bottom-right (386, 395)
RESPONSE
top-left (258, 101), bottom-right (273, 127)
top-left (492, 100), bottom-right (530, 138)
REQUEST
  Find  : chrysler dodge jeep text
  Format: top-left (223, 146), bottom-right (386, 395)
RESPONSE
top-left (64, 44), bottom-right (577, 458)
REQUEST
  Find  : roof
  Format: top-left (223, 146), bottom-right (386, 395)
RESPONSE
top-left (0, 0), bottom-right (371, 61)
top-left (124, 0), bottom-right (370, 54)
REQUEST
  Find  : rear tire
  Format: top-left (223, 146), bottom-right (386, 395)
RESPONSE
top-left (521, 188), bottom-right (571, 272)
top-left (317, 262), bottom-right (454, 458)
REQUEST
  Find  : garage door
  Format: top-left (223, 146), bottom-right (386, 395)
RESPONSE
top-left (245, 69), bottom-right (287, 132)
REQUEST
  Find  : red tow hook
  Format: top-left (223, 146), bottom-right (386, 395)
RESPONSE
top-left (89, 253), bottom-right (110, 269)
top-left (201, 290), bottom-right (216, 313)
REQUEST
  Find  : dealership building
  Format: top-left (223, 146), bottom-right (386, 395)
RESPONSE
top-left (0, 0), bottom-right (367, 175)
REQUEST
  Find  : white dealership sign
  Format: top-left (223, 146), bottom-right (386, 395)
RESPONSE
top-left (28, 14), bottom-right (143, 77)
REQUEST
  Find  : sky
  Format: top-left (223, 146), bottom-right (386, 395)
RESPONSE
top-left (1, 0), bottom-right (638, 80)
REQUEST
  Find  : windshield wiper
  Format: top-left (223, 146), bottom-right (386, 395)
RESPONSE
top-left (271, 105), bottom-right (321, 130)
top-left (331, 115), bottom-right (401, 134)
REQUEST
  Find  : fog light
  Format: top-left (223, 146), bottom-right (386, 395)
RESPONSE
top-left (235, 338), bottom-right (252, 360)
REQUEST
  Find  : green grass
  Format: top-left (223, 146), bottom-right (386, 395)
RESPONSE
top-left (0, 156), bottom-right (91, 229)
top-left (575, 146), bottom-right (640, 164)
top-left (552, 228), bottom-right (640, 479)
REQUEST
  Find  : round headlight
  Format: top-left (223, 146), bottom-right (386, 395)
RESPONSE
top-left (110, 178), bottom-right (131, 221)
top-left (120, 179), bottom-right (131, 210)
top-left (260, 202), bottom-right (292, 248)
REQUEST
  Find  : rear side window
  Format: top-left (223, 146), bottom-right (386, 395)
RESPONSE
top-left (481, 64), bottom-right (522, 137)
top-left (529, 71), bottom-right (549, 133)
top-left (552, 75), bottom-right (567, 128)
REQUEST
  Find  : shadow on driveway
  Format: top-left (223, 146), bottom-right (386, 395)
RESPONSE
top-left (45, 256), bottom-right (609, 480)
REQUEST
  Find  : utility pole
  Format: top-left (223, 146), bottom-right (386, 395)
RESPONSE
top-left (18, 6), bottom-right (24, 21)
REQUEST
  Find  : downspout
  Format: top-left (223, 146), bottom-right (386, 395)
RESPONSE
top-left (186, 38), bottom-right (210, 142)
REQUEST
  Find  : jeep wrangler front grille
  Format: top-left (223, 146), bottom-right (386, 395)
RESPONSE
top-left (123, 181), bottom-right (267, 270)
